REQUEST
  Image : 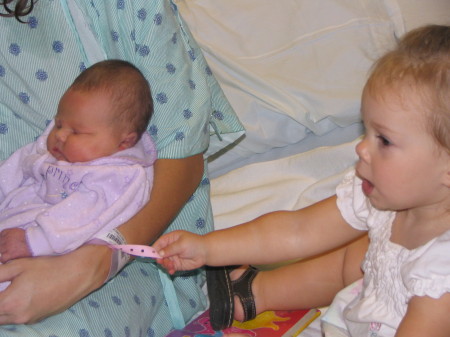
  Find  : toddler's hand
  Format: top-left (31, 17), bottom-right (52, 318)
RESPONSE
top-left (0, 228), bottom-right (32, 263)
top-left (153, 230), bottom-right (207, 274)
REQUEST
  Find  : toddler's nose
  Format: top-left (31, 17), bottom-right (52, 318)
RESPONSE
top-left (355, 136), bottom-right (370, 163)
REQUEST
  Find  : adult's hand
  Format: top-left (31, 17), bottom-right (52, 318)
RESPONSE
top-left (0, 244), bottom-right (110, 324)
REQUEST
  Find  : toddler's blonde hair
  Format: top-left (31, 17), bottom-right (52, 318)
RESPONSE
top-left (365, 25), bottom-right (450, 151)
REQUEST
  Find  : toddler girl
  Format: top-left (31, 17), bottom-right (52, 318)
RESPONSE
top-left (154, 24), bottom-right (450, 337)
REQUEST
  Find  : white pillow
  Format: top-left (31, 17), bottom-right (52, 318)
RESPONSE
top-left (176, 0), bottom-right (404, 155)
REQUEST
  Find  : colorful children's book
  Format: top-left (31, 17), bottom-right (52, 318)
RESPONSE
top-left (166, 308), bottom-right (321, 337)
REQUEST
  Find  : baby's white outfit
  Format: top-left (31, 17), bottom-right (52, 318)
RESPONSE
top-left (321, 170), bottom-right (450, 337)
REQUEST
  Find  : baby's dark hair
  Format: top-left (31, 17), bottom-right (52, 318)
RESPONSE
top-left (0, 0), bottom-right (35, 22)
top-left (365, 25), bottom-right (450, 151)
top-left (69, 60), bottom-right (153, 141)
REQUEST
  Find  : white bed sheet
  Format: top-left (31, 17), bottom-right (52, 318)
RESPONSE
top-left (179, 0), bottom-right (449, 179)
top-left (177, 0), bottom-right (403, 175)
top-left (211, 138), bottom-right (358, 230)
top-left (208, 121), bottom-right (363, 179)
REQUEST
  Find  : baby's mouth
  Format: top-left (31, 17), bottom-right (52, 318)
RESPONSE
top-left (51, 147), bottom-right (64, 160)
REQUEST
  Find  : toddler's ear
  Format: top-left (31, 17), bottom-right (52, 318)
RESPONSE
top-left (119, 132), bottom-right (138, 150)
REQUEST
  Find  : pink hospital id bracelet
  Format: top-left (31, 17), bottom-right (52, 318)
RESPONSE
top-left (109, 244), bottom-right (161, 259)
top-left (89, 229), bottom-right (131, 282)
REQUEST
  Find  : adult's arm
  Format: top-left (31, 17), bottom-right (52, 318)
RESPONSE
top-left (0, 154), bottom-right (204, 324)
top-left (120, 154), bottom-right (204, 244)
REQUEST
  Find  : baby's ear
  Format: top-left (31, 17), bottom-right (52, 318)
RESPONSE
top-left (119, 132), bottom-right (138, 150)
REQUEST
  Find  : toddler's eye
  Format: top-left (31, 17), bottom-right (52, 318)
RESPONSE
top-left (377, 135), bottom-right (391, 146)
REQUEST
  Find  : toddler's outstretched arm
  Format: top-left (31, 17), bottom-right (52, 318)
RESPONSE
top-left (0, 228), bottom-right (32, 263)
top-left (155, 196), bottom-right (364, 273)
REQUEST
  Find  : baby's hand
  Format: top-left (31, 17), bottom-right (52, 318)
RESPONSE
top-left (153, 230), bottom-right (208, 275)
top-left (0, 228), bottom-right (32, 263)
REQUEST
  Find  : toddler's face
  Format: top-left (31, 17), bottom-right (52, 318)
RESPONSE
top-left (355, 88), bottom-right (449, 212)
top-left (47, 89), bottom-right (130, 163)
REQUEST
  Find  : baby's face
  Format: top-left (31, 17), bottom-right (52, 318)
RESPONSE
top-left (355, 88), bottom-right (449, 212)
top-left (47, 89), bottom-right (130, 163)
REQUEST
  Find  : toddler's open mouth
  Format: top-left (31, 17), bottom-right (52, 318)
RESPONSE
top-left (361, 178), bottom-right (374, 196)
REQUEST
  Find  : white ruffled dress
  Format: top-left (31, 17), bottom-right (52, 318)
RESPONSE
top-left (322, 170), bottom-right (450, 337)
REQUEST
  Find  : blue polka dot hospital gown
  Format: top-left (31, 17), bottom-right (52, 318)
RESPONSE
top-left (0, 0), bottom-right (244, 336)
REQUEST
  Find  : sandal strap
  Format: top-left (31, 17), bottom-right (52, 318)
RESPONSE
top-left (231, 266), bottom-right (258, 321)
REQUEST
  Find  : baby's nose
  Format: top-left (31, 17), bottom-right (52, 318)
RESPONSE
top-left (55, 128), bottom-right (68, 142)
